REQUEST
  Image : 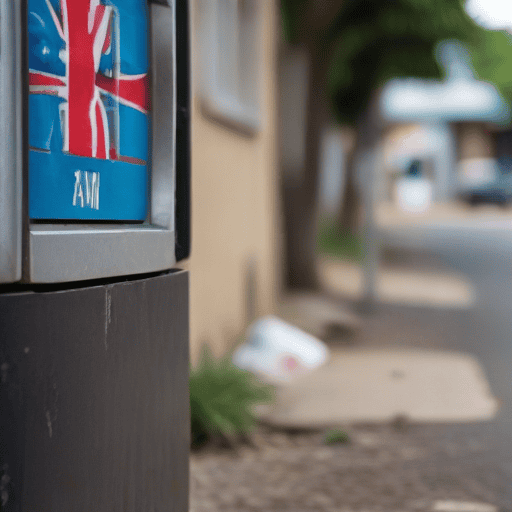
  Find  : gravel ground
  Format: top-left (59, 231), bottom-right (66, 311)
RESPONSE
top-left (190, 421), bottom-right (512, 512)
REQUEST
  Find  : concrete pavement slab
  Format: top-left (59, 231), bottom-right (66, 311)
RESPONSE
top-left (431, 501), bottom-right (497, 512)
top-left (317, 256), bottom-right (476, 309)
top-left (261, 348), bottom-right (499, 428)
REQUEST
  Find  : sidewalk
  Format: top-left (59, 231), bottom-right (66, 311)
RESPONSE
top-left (260, 347), bottom-right (498, 428)
top-left (269, 279), bottom-right (497, 425)
top-left (317, 255), bottom-right (475, 309)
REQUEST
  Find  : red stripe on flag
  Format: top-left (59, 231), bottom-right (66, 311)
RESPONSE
top-left (29, 72), bottom-right (66, 87)
top-left (92, 4), bottom-right (107, 36)
top-left (66, 0), bottom-right (97, 157)
top-left (95, 73), bottom-right (150, 112)
top-left (30, 90), bottom-right (61, 96)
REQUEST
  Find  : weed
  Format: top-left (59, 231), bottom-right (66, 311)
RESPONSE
top-left (317, 218), bottom-right (363, 262)
top-left (190, 345), bottom-right (274, 449)
top-left (324, 428), bottom-right (350, 445)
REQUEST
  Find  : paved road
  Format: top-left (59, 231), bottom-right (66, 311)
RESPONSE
top-left (377, 214), bottom-right (512, 490)
top-left (380, 221), bottom-right (512, 409)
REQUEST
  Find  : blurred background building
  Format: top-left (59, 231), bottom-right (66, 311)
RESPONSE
top-left (186, 0), bottom-right (512, 360)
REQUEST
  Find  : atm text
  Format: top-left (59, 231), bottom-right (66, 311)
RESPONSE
top-left (73, 170), bottom-right (100, 210)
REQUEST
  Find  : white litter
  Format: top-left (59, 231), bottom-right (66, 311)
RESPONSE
top-left (232, 316), bottom-right (330, 385)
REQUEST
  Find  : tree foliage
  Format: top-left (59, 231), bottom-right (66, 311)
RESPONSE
top-left (470, 29), bottom-right (512, 106)
top-left (281, 0), bottom-right (479, 124)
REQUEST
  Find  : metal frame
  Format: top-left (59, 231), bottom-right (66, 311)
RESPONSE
top-left (174, 0), bottom-right (191, 261)
top-left (0, 0), bottom-right (23, 283)
top-left (25, 1), bottom-right (177, 283)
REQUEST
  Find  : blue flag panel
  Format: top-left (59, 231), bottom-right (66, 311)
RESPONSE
top-left (28, 0), bottom-right (150, 221)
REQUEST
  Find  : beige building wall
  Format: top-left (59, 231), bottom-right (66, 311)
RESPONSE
top-left (186, 1), bottom-right (281, 363)
top-left (456, 122), bottom-right (495, 160)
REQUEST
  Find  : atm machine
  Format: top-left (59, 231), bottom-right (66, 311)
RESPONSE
top-left (0, 0), bottom-right (190, 510)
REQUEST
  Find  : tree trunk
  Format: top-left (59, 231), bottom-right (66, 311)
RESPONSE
top-left (282, 174), bottom-right (318, 290)
top-left (281, 46), bottom-right (329, 290)
top-left (337, 148), bottom-right (360, 233)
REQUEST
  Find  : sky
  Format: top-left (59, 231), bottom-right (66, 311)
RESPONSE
top-left (465, 0), bottom-right (512, 30)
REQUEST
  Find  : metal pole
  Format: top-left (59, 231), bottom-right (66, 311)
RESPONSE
top-left (361, 146), bottom-right (381, 312)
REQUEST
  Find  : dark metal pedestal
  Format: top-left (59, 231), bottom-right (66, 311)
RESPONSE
top-left (0, 270), bottom-right (189, 512)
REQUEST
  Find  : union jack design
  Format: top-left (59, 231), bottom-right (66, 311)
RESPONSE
top-left (29, 0), bottom-right (149, 161)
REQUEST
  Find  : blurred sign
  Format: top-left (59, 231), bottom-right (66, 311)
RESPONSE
top-left (28, 0), bottom-right (150, 220)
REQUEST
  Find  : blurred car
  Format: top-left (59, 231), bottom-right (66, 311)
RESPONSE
top-left (457, 157), bottom-right (512, 206)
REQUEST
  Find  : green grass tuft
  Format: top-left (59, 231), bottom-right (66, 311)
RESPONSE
top-left (190, 345), bottom-right (274, 449)
top-left (317, 219), bottom-right (363, 262)
top-left (323, 428), bottom-right (350, 445)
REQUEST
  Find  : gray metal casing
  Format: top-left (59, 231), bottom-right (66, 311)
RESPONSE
top-left (0, 270), bottom-right (190, 512)
top-left (0, 0), bottom-right (178, 284)
top-left (0, 0), bottom-right (23, 283)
